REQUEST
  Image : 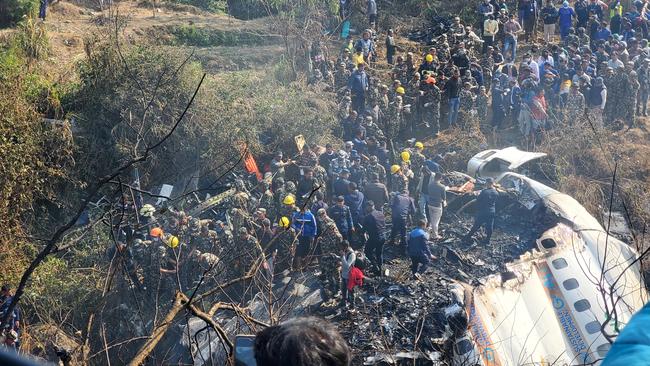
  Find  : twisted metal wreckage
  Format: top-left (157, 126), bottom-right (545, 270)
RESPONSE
top-left (178, 147), bottom-right (647, 366)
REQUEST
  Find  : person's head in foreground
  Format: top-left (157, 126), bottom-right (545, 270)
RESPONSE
top-left (254, 316), bottom-right (351, 366)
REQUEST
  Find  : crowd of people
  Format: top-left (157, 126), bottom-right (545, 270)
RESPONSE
top-left (8, 0), bottom-right (650, 362)
top-left (312, 0), bottom-right (650, 150)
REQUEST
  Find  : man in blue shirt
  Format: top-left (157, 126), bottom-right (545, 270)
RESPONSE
top-left (463, 178), bottom-right (499, 244)
top-left (354, 30), bottom-right (376, 61)
top-left (291, 207), bottom-right (317, 270)
top-left (558, 1), bottom-right (576, 40)
top-left (407, 219), bottom-right (435, 280)
top-left (348, 62), bottom-right (369, 113)
top-left (329, 196), bottom-right (354, 242)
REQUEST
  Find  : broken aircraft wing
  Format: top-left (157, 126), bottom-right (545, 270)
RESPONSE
top-left (467, 146), bottom-right (547, 178)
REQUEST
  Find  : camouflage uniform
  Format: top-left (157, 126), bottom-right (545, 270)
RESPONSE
top-left (603, 73), bottom-right (618, 124)
top-left (365, 119), bottom-right (385, 140)
top-left (230, 208), bottom-right (252, 233)
top-left (366, 161), bottom-right (387, 183)
top-left (480, 55), bottom-right (494, 91)
top-left (215, 227), bottom-right (234, 250)
top-left (335, 67), bottom-right (351, 91)
top-left (564, 90), bottom-right (585, 125)
top-left (273, 186), bottom-right (287, 212)
top-left (234, 233), bottom-right (262, 277)
top-left (391, 173), bottom-right (409, 193)
top-left (284, 181), bottom-right (297, 197)
top-left (312, 165), bottom-right (328, 192)
top-left (623, 72), bottom-right (640, 128)
top-left (475, 92), bottom-right (489, 126)
top-left (409, 149), bottom-right (426, 177)
top-left (260, 188), bottom-right (276, 219)
top-left (349, 163), bottom-right (367, 187)
top-left (317, 217), bottom-right (343, 300)
top-left (458, 89), bottom-right (477, 130)
top-left (605, 71), bottom-right (631, 123)
top-left (273, 228), bottom-right (297, 272)
top-left (577, 34), bottom-right (590, 48)
top-left (421, 85), bottom-right (441, 133)
top-left (385, 97), bottom-right (403, 139)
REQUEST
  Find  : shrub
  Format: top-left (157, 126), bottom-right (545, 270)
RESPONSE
top-left (162, 0), bottom-right (226, 13)
top-left (0, 0), bottom-right (38, 28)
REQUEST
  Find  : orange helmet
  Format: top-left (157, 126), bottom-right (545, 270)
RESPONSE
top-left (150, 227), bottom-right (164, 238)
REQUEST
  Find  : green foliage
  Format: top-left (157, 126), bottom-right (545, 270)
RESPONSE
top-left (227, 0), bottom-right (338, 20)
top-left (15, 16), bottom-right (50, 61)
top-left (0, 46), bottom-right (75, 284)
top-left (69, 35), bottom-right (337, 188)
top-left (25, 256), bottom-right (102, 327)
top-left (170, 25), bottom-right (266, 47)
top-left (0, 0), bottom-right (38, 28)
top-left (163, 0), bottom-right (226, 13)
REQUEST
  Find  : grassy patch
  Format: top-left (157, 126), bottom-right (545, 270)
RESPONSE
top-left (162, 0), bottom-right (226, 13)
top-left (169, 25), bottom-right (270, 47)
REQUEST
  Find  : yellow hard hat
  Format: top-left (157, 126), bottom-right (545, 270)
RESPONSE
top-left (425, 54), bottom-right (434, 62)
top-left (167, 235), bottom-right (180, 248)
top-left (391, 164), bottom-right (401, 174)
top-left (415, 142), bottom-right (424, 150)
top-left (396, 86), bottom-right (405, 94)
top-left (283, 195), bottom-right (295, 205)
top-left (279, 216), bottom-right (290, 228)
top-left (401, 150), bottom-right (411, 162)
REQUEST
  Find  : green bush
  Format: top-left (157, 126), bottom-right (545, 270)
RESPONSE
top-left (170, 25), bottom-right (266, 47)
top-left (15, 16), bottom-right (50, 61)
top-left (0, 0), bottom-right (38, 28)
top-left (163, 0), bottom-right (226, 13)
top-left (69, 36), bottom-right (337, 187)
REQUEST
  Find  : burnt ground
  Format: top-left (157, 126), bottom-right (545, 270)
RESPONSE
top-left (311, 193), bottom-right (553, 365)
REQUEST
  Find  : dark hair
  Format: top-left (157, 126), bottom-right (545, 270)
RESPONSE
top-left (254, 317), bottom-right (351, 366)
top-left (417, 218), bottom-right (427, 227)
top-left (348, 182), bottom-right (357, 190)
top-left (434, 172), bottom-right (443, 181)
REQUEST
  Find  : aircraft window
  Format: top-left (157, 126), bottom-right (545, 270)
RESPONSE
top-left (585, 321), bottom-right (601, 334)
top-left (597, 343), bottom-right (611, 357)
top-left (563, 278), bottom-right (579, 290)
top-left (552, 258), bottom-right (568, 269)
top-left (541, 238), bottom-right (557, 249)
top-left (574, 299), bottom-right (591, 312)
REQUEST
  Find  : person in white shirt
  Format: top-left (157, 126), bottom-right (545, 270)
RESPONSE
top-left (483, 15), bottom-right (499, 54)
top-left (608, 52), bottom-right (625, 70)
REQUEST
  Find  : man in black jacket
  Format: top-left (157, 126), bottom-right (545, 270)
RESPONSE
top-left (464, 178), bottom-right (499, 244)
top-left (362, 201), bottom-right (386, 275)
top-left (389, 189), bottom-right (416, 250)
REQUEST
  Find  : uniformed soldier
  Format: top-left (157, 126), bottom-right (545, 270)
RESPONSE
top-left (624, 69), bottom-right (640, 129)
top-left (315, 209), bottom-right (343, 301)
top-left (475, 86), bottom-right (489, 125)
top-left (366, 155), bottom-right (387, 183)
top-left (564, 83), bottom-right (585, 125)
top-left (421, 76), bottom-right (442, 135)
top-left (390, 165), bottom-right (409, 194)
